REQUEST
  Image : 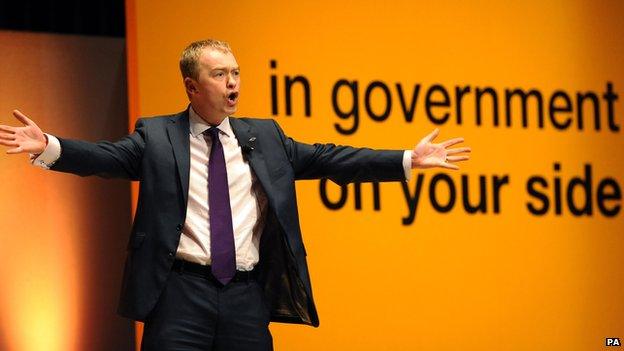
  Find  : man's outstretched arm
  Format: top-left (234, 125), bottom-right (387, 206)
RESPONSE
top-left (0, 110), bottom-right (146, 180)
top-left (272, 120), bottom-right (471, 184)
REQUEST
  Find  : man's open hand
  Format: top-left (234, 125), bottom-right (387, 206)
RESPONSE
top-left (0, 110), bottom-right (47, 155)
top-left (412, 128), bottom-right (471, 170)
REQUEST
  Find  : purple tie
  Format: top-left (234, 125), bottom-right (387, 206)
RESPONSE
top-left (207, 127), bottom-right (236, 285)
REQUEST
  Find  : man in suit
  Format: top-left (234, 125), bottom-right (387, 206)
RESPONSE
top-left (0, 39), bottom-right (470, 350)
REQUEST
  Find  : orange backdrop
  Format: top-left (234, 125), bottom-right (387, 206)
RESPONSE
top-left (126, 1), bottom-right (623, 350)
top-left (0, 31), bottom-right (133, 351)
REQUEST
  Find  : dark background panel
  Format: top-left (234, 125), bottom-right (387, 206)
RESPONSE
top-left (0, 0), bottom-right (125, 37)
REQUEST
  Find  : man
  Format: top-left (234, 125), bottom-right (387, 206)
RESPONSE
top-left (0, 39), bottom-right (470, 350)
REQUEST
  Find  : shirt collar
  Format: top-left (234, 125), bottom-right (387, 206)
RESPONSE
top-left (188, 105), bottom-right (233, 138)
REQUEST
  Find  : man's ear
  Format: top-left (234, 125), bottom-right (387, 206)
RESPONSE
top-left (184, 77), bottom-right (198, 95)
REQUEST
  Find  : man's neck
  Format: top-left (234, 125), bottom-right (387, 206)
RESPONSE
top-left (190, 104), bottom-right (226, 126)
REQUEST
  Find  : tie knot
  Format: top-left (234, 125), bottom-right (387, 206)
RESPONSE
top-left (207, 127), bottom-right (220, 140)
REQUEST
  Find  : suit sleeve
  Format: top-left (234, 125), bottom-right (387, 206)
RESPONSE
top-left (50, 118), bottom-right (146, 180)
top-left (271, 120), bottom-right (405, 185)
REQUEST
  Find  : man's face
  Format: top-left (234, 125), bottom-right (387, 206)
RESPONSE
top-left (186, 48), bottom-right (240, 123)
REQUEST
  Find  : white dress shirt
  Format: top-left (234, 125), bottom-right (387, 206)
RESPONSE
top-left (176, 108), bottom-right (268, 270)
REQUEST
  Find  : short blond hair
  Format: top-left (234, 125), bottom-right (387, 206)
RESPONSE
top-left (179, 39), bottom-right (232, 79)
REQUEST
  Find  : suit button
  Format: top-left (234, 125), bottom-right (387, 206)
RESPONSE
top-left (176, 224), bottom-right (182, 231)
top-left (168, 252), bottom-right (174, 257)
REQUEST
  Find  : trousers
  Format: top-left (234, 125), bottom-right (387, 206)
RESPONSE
top-left (141, 266), bottom-right (273, 351)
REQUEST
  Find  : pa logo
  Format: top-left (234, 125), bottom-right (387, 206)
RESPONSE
top-left (606, 337), bottom-right (621, 347)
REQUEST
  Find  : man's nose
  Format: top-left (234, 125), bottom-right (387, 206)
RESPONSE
top-left (227, 74), bottom-right (237, 88)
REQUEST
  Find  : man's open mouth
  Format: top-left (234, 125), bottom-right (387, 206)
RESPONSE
top-left (227, 92), bottom-right (238, 103)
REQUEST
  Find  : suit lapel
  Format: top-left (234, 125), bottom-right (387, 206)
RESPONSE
top-left (229, 117), bottom-right (275, 202)
top-left (166, 110), bottom-right (191, 207)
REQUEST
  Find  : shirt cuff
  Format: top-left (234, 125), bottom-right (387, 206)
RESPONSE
top-left (402, 150), bottom-right (412, 180)
top-left (31, 133), bottom-right (61, 169)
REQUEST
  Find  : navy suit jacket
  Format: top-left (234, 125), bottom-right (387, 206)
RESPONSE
top-left (51, 109), bottom-right (405, 327)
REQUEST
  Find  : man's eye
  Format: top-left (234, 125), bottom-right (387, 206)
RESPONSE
top-left (233, 71), bottom-right (240, 76)
top-left (215, 72), bottom-right (224, 77)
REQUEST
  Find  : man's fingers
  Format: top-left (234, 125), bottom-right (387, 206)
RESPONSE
top-left (12, 110), bottom-right (33, 126)
top-left (0, 125), bottom-right (16, 133)
top-left (0, 132), bottom-right (16, 140)
top-left (0, 138), bottom-right (19, 146)
top-left (447, 147), bottom-right (471, 155)
top-left (423, 128), bottom-right (440, 143)
top-left (441, 137), bottom-right (464, 148)
top-left (6, 145), bottom-right (23, 154)
top-left (446, 155), bottom-right (469, 162)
